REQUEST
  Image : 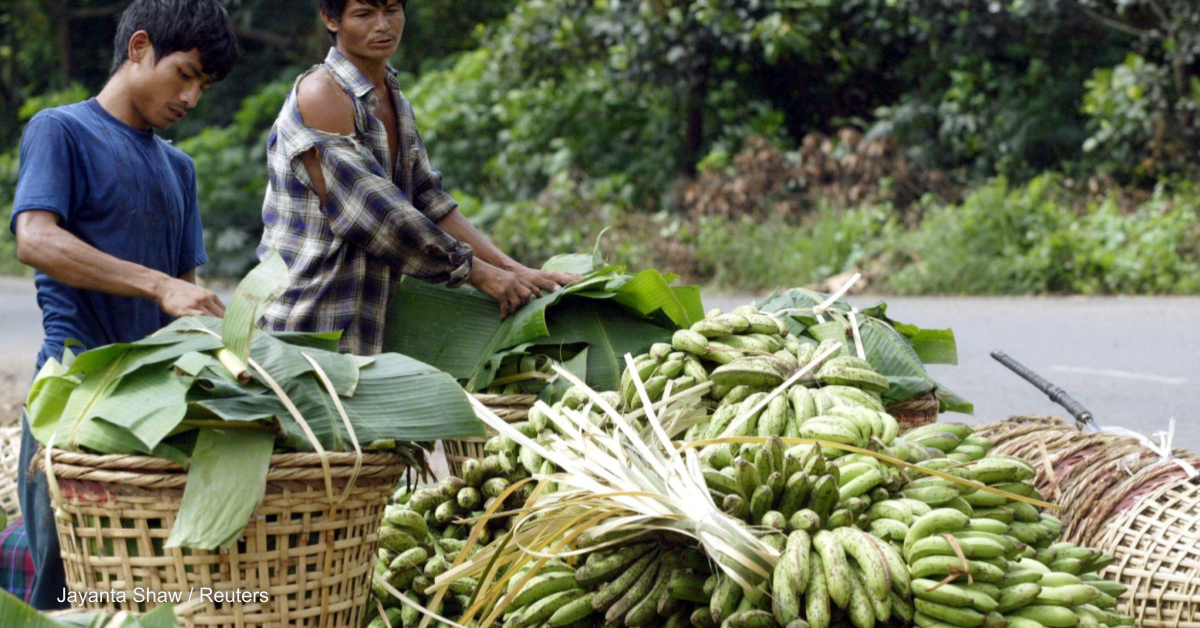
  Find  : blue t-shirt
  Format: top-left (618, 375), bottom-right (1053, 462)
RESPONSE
top-left (10, 98), bottom-right (208, 369)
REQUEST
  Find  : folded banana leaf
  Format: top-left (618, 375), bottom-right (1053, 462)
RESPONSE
top-left (383, 258), bottom-right (703, 393)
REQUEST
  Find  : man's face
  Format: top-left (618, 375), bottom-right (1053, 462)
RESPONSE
top-left (330, 0), bottom-right (405, 61)
top-left (126, 33), bottom-right (213, 130)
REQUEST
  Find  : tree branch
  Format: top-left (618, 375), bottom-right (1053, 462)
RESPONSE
top-left (1144, 0), bottom-right (1170, 27)
top-left (1063, 0), bottom-right (1161, 39)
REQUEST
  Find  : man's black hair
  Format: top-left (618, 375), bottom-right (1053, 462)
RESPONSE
top-left (319, 0), bottom-right (408, 42)
top-left (110, 0), bottom-right (239, 80)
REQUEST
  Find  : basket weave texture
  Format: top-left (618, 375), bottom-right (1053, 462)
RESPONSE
top-left (37, 448), bottom-right (407, 628)
top-left (886, 392), bottom-right (939, 435)
top-left (975, 416), bottom-right (1200, 627)
top-left (444, 393), bottom-right (536, 477)
top-left (1, 425), bottom-right (22, 518)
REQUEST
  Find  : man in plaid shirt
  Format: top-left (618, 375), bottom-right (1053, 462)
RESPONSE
top-left (258, 0), bottom-right (580, 355)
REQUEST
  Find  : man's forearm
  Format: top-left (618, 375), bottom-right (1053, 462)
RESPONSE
top-left (16, 213), bottom-right (171, 301)
top-left (437, 209), bottom-right (518, 271)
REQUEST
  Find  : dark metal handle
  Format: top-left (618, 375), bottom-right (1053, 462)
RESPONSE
top-left (990, 350), bottom-right (1095, 428)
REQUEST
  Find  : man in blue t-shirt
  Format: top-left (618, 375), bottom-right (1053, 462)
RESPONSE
top-left (9, 0), bottom-right (238, 609)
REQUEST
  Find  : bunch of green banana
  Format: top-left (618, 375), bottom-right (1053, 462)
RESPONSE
top-left (550, 538), bottom-right (714, 628)
top-left (691, 362), bottom-right (901, 446)
top-left (700, 438), bottom-right (849, 529)
top-left (893, 505), bottom-right (1134, 628)
top-left (494, 560), bottom-right (594, 628)
top-left (366, 463), bottom-right (532, 624)
top-left (679, 306), bottom-right (791, 361)
top-left (620, 344), bottom-right (711, 410)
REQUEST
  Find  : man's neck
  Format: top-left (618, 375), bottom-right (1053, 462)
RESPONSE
top-left (96, 76), bottom-right (151, 132)
top-left (337, 45), bottom-right (390, 94)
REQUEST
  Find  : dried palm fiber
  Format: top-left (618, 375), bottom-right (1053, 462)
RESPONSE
top-left (36, 448), bottom-right (407, 628)
top-left (0, 425), bottom-right (21, 518)
top-left (444, 393), bottom-right (535, 477)
top-left (976, 416), bottom-right (1200, 627)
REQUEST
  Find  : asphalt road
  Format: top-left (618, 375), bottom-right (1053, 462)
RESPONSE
top-left (3, 278), bottom-right (1197, 453)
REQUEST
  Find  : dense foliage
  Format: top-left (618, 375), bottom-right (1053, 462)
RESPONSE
top-left (2, 0), bottom-right (1199, 292)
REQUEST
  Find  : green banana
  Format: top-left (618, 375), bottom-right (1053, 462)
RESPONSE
top-left (834, 527), bottom-right (890, 601)
top-left (592, 551), bottom-right (657, 612)
top-left (814, 530), bottom-right (852, 608)
top-left (806, 553), bottom-right (831, 628)
top-left (904, 509), bottom-right (971, 558)
top-left (913, 599), bottom-right (985, 628)
top-left (912, 579), bottom-right (997, 612)
top-left (997, 582), bottom-right (1043, 613)
top-left (575, 543), bottom-right (654, 587)
top-left (518, 589), bottom-right (587, 628)
top-left (1008, 605), bottom-right (1080, 627)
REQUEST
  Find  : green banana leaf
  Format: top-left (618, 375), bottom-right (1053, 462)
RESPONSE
top-left (220, 248), bottom-right (290, 375)
top-left (249, 332), bottom-right (362, 396)
top-left (935, 384), bottom-right (975, 415)
top-left (542, 347), bottom-right (590, 402)
top-left (607, 269), bottom-right (704, 329)
top-left (87, 366), bottom-right (191, 451)
top-left (195, 353), bottom-right (482, 448)
top-left (25, 358), bottom-right (80, 444)
top-left (384, 280), bottom-right (504, 379)
top-left (536, 299), bottom-right (675, 392)
top-left (860, 301), bottom-right (959, 365)
top-left (0, 587), bottom-right (60, 628)
top-left (384, 266), bottom-right (690, 392)
top-left (496, 268), bottom-right (625, 348)
top-left (466, 343), bottom-right (534, 392)
top-left (165, 428), bottom-right (274, 550)
top-left (542, 253), bottom-right (600, 275)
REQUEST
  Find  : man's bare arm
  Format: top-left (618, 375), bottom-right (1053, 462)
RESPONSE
top-left (291, 72), bottom-right (576, 317)
top-left (296, 69), bottom-right (355, 204)
top-left (437, 209), bottom-right (582, 291)
top-left (15, 210), bottom-right (225, 317)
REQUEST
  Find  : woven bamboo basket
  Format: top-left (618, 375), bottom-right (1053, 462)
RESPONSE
top-left (36, 448), bottom-right (407, 628)
top-left (975, 416), bottom-right (1200, 627)
top-left (1, 424), bottom-right (22, 518)
top-left (444, 393), bottom-right (536, 477)
top-left (886, 391), bottom-right (939, 435)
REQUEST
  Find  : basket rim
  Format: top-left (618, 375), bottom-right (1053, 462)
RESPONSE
top-left (34, 447), bottom-right (408, 489)
top-left (886, 391), bottom-right (939, 412)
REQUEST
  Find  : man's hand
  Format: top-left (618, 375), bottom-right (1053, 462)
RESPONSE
top-left (469, 260), bottom-right (547, 320)
top-left (155, 277), bottom-right (227, 318)
top-left (512, 266), bottom-right (584, 294)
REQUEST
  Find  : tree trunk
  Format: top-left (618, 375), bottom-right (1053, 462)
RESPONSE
top-left (682, 38), bottom-right (713, 175)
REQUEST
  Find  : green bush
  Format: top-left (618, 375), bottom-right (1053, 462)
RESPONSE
top-left (882, 175), bottom-right (1200, 295)
top-left (177, 78), bottom-right (291, 279)
top-left (0, 149), bottom-right (24, 276)
top-left (693, 206), bottom-right (902, 291)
